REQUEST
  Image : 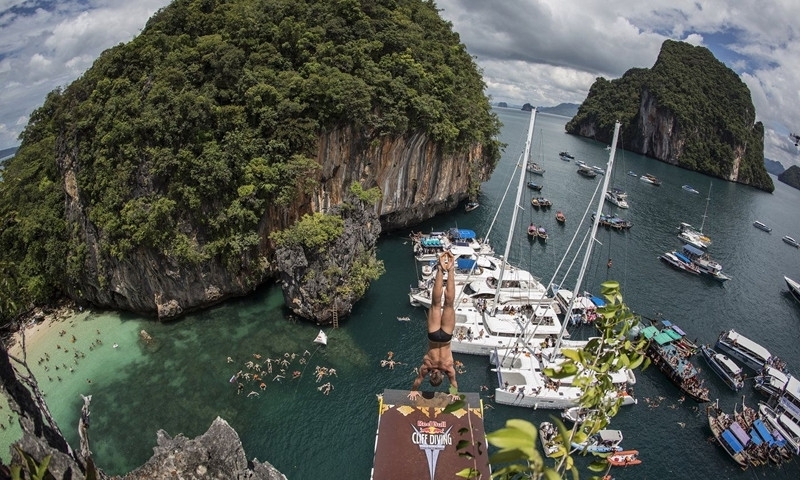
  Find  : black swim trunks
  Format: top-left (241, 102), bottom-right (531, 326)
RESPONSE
top-left (428, 329), bottom-right (453, 343)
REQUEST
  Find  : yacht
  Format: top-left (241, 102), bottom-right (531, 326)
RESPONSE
top-left (639, 173), bottom-right (662, 186)
top-left (753, 221), bottom-right (772, 232)
top-left (754, 365), bottom-right (791, 398)
top-left (604, 188), bottom-right (629, 209)
top-left (677, 222), bottom-right (711, 250)
top-left (715, 329), bottom-right (779, 372)
top-left (682, 184), bottom-right (700, 194)
top-left (782, 235), bottom-right (799, 248)
top-left (785, 276), bottom-right (800, 304)
top-left (700, 344), bottom-right (744, 391)
top-left (758, 375), bottom-right (800, 455)
top-left (681, 244), bottom-right (730, 281)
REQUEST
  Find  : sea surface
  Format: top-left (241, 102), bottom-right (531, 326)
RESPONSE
top-left (2, 108), bottom-right (800, 479)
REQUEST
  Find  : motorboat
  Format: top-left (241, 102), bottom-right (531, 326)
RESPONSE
top-left (715, 329), bottom-right (779, 372)
top-left (527, 181), bottom-right (543, 191)
top-left (589, 165), bottom-right (605, 175)
top-left (782, 235), bottom-right (799, 248)
top-left (577, 165), bottom-right (597, 178)
top-left (677, 222), bottom-right (711, 250)
top-left (759, 399), bottom-right (800, 455)
top-left (607, 450), bottom-right (642, 467)
top-left (659, 251), bottom-right (700, 275)
top-left (700, 344), bottom-right (744, 391)
top-left (785, 275), bottom-right (800, 304)
top-left (627, 170), bottom-right (638, 177)
top-left (753, 221), bottom-right (772, 232)
top-left (571, 429), bottom-right (624, 454)
top-left (527, 162), bottom-right (545, 175)
top-left (559, 151), bottom-right (575, 161)
top-left (539, 422), bottom-right (564, 458)
top-left (604, 187), bottom-right (629, 209)
top-left (552, 288), bottom-right (599, 326)
top-left (681, 244), bottom-right (730, 281)
top-left (682, 184), bottom-right (700, 194)
top-left (593, 212), bottom-right (632, 230)
top-left (555, 211), bottom-right (566, 224)
top-left (465, 202), bottom-right (479, 212)
top-left (754, 365), bottom-right (791, 398)
top-left (639, 173), bottom-right (662, 186)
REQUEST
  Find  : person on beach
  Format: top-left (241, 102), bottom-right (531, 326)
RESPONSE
top-left (408, 251), bottom-right (459, 402)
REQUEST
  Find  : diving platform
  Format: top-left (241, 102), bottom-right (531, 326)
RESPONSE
top-left (371, 389), bottom-right (490, 480)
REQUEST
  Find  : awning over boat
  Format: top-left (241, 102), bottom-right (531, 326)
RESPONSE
top-left (420, 237), bottom-right (444, 247)
top-left (721, 430), bottom-right (745, 453)
top-left (449, 228), bottom-right (476, 240)
top-left (457, 259), bottom-right (477, 270)
top-left (749, 428), bottom-right (763, 445)
top-left (674, 252), bottom-right (692, 264)
top-left (590, 295), bottom-right (605, 307)
top-left (665, 329), bottom-right (682, 341)
top-left (729, 422), bottom-right (750, 446)
top-left (717, 354), bottom-right (742, 375)
top-left (652, 332), bottom-right (675, 345)
top-left (598, 430), bottom-right (623, 443)
top-left (683, 244), bottom-right (704, 256)
top-left (640, 326), bottom-right (659, 339)
top-left (753, 419), bottom-right (776, 445)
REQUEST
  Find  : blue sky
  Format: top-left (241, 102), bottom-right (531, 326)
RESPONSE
top-left (1, 0), bottom-right (799, 167)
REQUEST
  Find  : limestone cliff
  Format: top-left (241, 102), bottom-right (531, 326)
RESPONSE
top-left (566, 40), bottom-right (774, 192)
top-left (778, 165), bottom-right (800, 190)
top-left (0, 0), bottom-right (501, 324)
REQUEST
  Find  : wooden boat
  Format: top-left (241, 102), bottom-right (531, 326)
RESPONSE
top-left (465, 202), bottom-right (479, 212)
top-left (753, 221), bottom-right (771, 232)
top-left (640, 323), bottom-right (709, 402)
top-left (607, 450), bottom-right (641, 466)
top-left (537, 226), bottom-right (548, 242)
top-left (700, 344), bottom-right (744, 391)
top-left (531, 197), bottom-right (540, 208)
top-left (527, 223), bottom-right (537, 238)
top-left (539, 421), bottom-right (564, 458)
top-left (555, 211), bottom-right (566, 224)
top-left (707, 403), bottom-right (750, 469)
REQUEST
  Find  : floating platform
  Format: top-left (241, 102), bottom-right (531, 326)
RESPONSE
top-left (371, 389), bottom-right (490, 480)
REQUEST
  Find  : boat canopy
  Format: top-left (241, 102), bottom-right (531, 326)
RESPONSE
top-left (717, 354), bottom-right (742, 375)
top-left (420, 237), bottom-right (444, 247)
top-left (590, 295), bottom-right (605, 307)
top-left (597, 430), bottom-right (623, 443)
top-left (754, 419), bottom-right (778, 446)
top-left (674, 251), bottom-right (693, 264)
top-left (725, 330), bottom-right (771, 363)
top-left (729, 422), bottom-right (750, 446)
top-left (450, 228), bottom-right (477, 240)
top-left (683, 244), bottom-right (704, 256)
top-left (721, 430), bottom-right (745, 453)
top-left (457, 259), bottom-right (477, 270)
top-left (748, 428), bottom-right (763, 445)
top-left (640, 325), bottom-right (660, 339)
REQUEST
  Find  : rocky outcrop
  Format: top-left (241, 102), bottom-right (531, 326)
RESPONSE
top-left (566, 40), bottom-right (774, 192)
top-left (275, 193), bottom-right (383, 324)
top-left (778, 165), bottom-right (800, 190)
top-left (122, 417), bottom-right (286, 480)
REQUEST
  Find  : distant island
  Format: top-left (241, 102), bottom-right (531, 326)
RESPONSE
top-left (778, 165), bottom-right (800, 190)
top-left (764, 158), bottom-right (785, 176)
top-left (494, 102), bottom-right (579, 118)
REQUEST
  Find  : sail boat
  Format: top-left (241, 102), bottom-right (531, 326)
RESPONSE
top-left (489, 121), bottom-right (638, 409)
top-left (447, 109), bottom-right (565, 356)
top-left (527, 128), bottom-right (545, 175)
top-left (677, 182), bottom-right (712, 249)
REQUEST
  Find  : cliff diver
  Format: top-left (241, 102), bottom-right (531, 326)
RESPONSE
top-left (408, 251), bottom-right (460, 402)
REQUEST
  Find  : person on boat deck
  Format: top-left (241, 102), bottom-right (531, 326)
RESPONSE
top-left (409, 251), bottom-right (460, 402)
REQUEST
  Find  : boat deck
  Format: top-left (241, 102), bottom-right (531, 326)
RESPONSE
top-left (371, 389), bottom-right (490, 480)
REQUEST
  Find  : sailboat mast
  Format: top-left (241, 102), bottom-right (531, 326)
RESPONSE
top-left (552, 121), bottom-right (621, 356)
top-left (493, 108), bottom-right (537, 307)
top-left (700, 182), bottom-right (711, 233)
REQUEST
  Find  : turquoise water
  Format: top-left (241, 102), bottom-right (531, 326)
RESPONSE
top-left (3, 108), bottom-right (800, 479)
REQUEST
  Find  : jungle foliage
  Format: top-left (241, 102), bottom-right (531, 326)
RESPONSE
top-left (0, 0), bottom-right (501, 323)
top-left (566, 40), bottom-right (773, 192)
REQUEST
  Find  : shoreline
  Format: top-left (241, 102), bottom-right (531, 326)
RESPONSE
top-left (4, 300), bottom-right (81, 357)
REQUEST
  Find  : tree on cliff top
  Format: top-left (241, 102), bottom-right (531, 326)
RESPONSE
top-left (0, 0), bottom-right (501, 324)
top-left (566, 39), bottom-right (773, 192)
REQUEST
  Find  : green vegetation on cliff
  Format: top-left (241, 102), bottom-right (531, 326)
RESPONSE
top-left (0, 0), bottom-right (501, 322)
top-left (566, 40), bottom-right (773, 192)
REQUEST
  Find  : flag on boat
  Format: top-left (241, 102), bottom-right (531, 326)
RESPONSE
top-left (314, 329), bottom-right (328, 346)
